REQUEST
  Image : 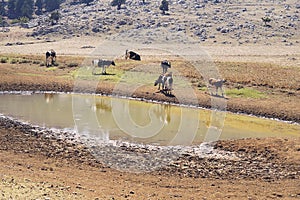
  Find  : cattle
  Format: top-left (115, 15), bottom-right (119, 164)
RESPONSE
top-left (125, 49), bottom-right (141, 61)
top-left (92, 59), bottom-right (115, 75)
top-left (208, 78), bottom-right (226, 97)
top-left (161, 60), bottom-right (171, 74)
top-left (154, 74), bottom-right (165, 90)
top-left (45, 49), bottom-right (56, 67)
top-left (163, 75), bottom-right (173, 95)
top-left (154, 72), bottom-right (173, 95)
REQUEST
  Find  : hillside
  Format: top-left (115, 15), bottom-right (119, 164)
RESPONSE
top-left (18, 0), bottom-right (300, 45)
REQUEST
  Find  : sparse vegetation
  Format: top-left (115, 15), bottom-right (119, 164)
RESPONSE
top-left (111, 0), bottom-right (126, 10)
top-left (10, 58), bottom-right (17, 64)
top-left (0, 57), bottom-right (8, 63)
top-left (50, 11), bottom-right (60, 21)
top-left (261, 16), bottom-right (272, 27)
top-left (226, 88), bottom-right (266, 99)
top-left (160, 0), bottom-right (169, 15)
top-left (67, 62), bottom-right (79, 68)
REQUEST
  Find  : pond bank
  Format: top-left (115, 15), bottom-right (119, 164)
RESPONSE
top-left (0, 113), bottom-right (299, 199)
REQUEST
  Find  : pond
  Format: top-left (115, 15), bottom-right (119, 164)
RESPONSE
top-left (0, 92), bottom-right (299, 146)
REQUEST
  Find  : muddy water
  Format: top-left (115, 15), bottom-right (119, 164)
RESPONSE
top-left (0, 93), bottom-right (299, 145)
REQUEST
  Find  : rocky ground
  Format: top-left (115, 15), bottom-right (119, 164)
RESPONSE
top-left (23, 0), bottom-right (299, 45)
top-left (0, 114), bottom-right (299, 199)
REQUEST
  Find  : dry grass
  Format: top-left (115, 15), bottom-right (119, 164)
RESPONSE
top-left (217, 61), bottom-right (300, 91)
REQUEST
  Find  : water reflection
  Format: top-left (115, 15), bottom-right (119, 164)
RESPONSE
top-left (0, 93), bottom-right (299, 146)
top-left (44, 93), bottom-right (54, 103)
top-left (152, 104), bottom-right (171, 125)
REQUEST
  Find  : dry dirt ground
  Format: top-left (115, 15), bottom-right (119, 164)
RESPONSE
top-left (0, 32), bottom-right (299, 199)
top-left (0, 117), bottom-right (299, 200)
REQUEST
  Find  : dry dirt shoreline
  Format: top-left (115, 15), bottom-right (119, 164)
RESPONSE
top-left (0, 115), bottom-right (299, 199)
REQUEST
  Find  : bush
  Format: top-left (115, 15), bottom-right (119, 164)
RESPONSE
top-left (0, 57), bottom-right (8, 63)
top-left (10, 59), bottom-right (18, 64)
top-left (33, 60), bottom-right (41, 64)
top-left (67, 63), bottom-right (79, 68)
top-left (19, 59), bottom-right (31, 64)
top-left (40, 62), bottom-right (45, 67)
top-left (50, 11), bottom-right (60, 21)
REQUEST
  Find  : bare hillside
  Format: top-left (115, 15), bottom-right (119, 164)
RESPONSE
top-left (21, 0), bottom-right (300, 45)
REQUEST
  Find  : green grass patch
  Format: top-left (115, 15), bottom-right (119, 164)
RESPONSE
top-left (72, 66), bottom-right (125, 83)
top-left (226, 87), bottom-right (266, 98)
top-left (16, 73), bottom-right (46, 77)
top-left (45, 67), bottom-right (58, 71)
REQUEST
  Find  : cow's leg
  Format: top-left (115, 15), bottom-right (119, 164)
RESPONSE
top-left (220, 86), bottom-right (224, 96)
top-left (92, 67), bottom-right (96, 75)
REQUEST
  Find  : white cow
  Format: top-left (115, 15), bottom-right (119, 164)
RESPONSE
top-left (154, 72), bottom-right (173, 95)
top-left (92, 59), bottom-right (115, 75)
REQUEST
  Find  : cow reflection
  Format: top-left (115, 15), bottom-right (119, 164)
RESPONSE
top-left (44, 93), bottom-right (54, 103)
top-left (153, 104), bottom-right (171, 125)
top-left (93, 99), bottom-right (112, 113)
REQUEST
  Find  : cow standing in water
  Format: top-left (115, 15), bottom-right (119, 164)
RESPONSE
top-left (45, 49), bottom-right (56, 67)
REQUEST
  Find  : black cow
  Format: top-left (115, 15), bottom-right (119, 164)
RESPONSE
top-left (161, 60), bottom-right (171, 74)
top-left (125, 49), bottom-right (141, 61)
top-left (45, 49), bottom-right (56, 67)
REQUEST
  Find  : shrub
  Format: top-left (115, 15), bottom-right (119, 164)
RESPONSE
top-left (10, 59), bottom-right (18, 64)
top-left (262, 17), bottom-right (272, 26)
top-left (19, 59), bottom-right (31, 64)
top-left (160, 0), bottom-right (169, 15)
top-left (67, 62), bottom-right (79, 68)
top-left (33, 60), bottom-right (41, 64)
top-left (0, 57), bottom-right (8, 63)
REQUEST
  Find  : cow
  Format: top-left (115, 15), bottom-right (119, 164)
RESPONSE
top-left (208, 78), bottom-right (226, 97)
top-left (125, 49), bottom-right (141, 61)
top-left (161, 60), bottom-right (171, 74)
top-left (154, 72), bottom-right (173, 94)
top-left (45, 49), bottom-right (56, 67)
top-left (154, 74), bottom-right (165, 90)
top-left (163, 75), bottom-right (173, 95)
top-left (92, 59), bottom-right (115, 75)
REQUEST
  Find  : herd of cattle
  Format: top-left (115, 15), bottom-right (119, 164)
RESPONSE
top-left (45, 49), bottom-right (225, 97)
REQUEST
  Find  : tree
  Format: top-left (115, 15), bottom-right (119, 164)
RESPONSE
top-left (20, 0), bottom-right (34, 19)
top-left (0, 16), bottom-right (4, 26)
top-left (7, 0), bottom-right (17, 18)
top-left (35, 0), bottom-right (43, 15)
top-left (7, 0), bottom-right (34, 19)
top-left (81, 0), bottom-right (94, 5)
top-left (159, 0), bottom-right (169, 15)
top-left (50, 10), bottom-right (60, 24)
top-left (262, 16), bottom-right (271, 27)
top-left (111, 0), bottom-right (126, 10)
top-left (0, 0), bottom-right (5, 16)
top-left (44, 0), bottom-right (60, 12)
top-left (14, 0), bottom-right (23, 17)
